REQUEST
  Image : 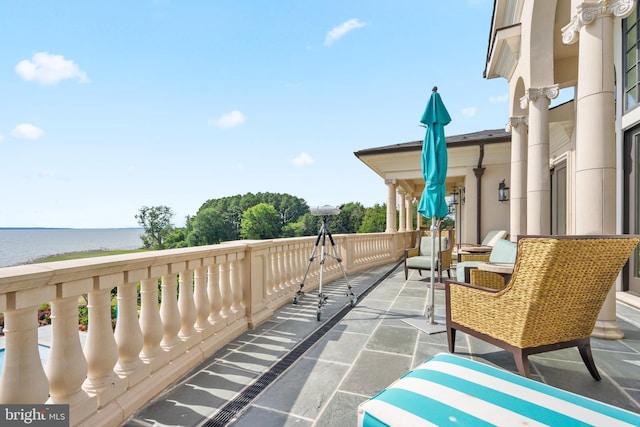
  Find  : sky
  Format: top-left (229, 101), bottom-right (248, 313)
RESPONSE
top-left (0, 0), bottom-right (513, 228)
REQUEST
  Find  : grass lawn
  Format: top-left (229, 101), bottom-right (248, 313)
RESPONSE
top-left (37, 249), bottom-right (147, 263)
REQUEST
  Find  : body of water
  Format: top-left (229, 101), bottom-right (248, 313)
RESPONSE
top-left (0, 228), bottom-right (144, 268)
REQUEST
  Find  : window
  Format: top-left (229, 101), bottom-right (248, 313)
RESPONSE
top-left (550, 161), bottom-right (567, 235)
top-left (624, 6), bottom-right (640, 111)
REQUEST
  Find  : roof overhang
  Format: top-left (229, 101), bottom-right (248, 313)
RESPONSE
top-left (484, 0), bottom-right (525, 80)
top-left (485, 23), bottom-right (521, 80)
top-left (354, 129), bottom-right (511, 199)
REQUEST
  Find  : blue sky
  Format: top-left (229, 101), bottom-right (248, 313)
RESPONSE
top-left (0, 0), bottom-right (511, 228)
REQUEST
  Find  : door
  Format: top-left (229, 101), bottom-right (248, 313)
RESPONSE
top-left (624, 125), bottom-right (640, 294)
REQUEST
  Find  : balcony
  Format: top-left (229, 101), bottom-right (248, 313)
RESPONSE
top-left (1, 232), bottom-right (639, 426)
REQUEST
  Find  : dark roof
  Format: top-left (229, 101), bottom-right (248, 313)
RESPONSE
top-left (354, 128), bottom-right (510, 158)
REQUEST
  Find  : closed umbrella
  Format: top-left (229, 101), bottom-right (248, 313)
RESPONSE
top-left (415, 86), bottom-right (451, 333)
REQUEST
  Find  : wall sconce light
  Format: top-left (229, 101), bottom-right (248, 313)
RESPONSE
top-left (498, 179), bottom-right (510, 202)
top-left (450, 189), bottom-right (459, 205)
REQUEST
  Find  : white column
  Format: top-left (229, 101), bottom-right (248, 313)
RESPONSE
top-left (520, 85), bottom-right (558, 234)
top-left (385, 179), bottom-right (397, 233)
top-left (563, 0), bottom-right (635, 339)
top-left (406, 197), bottom-right (414, 231)
top-left (398, 189), bottom-right (406, 232)
top-left (506, 116), bottom-right (529, 241)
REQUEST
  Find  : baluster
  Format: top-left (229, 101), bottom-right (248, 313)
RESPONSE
top-left (230, 255), bottom-right (245, 318)
top-left (194, 266), bottom-right (211, 333)
top-left (297, 243), bottom-right (306, 285)
top-left (83, 286), bottom-right (123, 407)
top-left (114, 281), bottom-right (148, 386)
top-left (286, 245), bottom-right (296, 291)
top-left (0, 306), bottom-right (49, 403)
top-left (277, 247), bottom-right (286, 294)
top-left (178, 269), bottom-right (198, 348)
top-left (263, 251), bottom-right (273, 300)
top-left (207, 262), bottom-right (224, 331)
top-left (47, 297), bottom-right (91, 404)
top-left (219, 259), bottom-right (235, 322)
top-left (139, 277), bottom-right (169, 371)
top-left (269, 249), bottom-right (279, 297)
top-left (160, 273), bottom-right (185, 357)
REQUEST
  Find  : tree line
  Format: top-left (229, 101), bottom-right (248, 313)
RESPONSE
top-left (135, 192), bottom-right (392, 250)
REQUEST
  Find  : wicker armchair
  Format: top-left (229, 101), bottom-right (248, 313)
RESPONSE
top-left (445, 235), bottom-right (640, 379)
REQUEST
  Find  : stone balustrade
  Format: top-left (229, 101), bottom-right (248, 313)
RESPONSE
top-left (0, 231), bottom-right (411, 426)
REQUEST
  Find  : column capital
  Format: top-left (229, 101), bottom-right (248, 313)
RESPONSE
top-left (385, 179), bottom-right (397, 186)
top-left (520, 85), bottom-right (559, 109)
top-left (397, 188), bottom-right (406, 196)
top-left (562, 0), bottom-right (635, 44)
top-left (505, 116), bottom-right (528, 132)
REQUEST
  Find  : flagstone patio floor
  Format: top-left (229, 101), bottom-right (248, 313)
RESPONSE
top-left (123, 261), bottom-right (640, 426)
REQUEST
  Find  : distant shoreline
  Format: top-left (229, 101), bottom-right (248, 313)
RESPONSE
top-left (0, 228), bottom-right (145, 268)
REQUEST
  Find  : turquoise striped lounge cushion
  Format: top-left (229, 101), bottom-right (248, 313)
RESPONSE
top-left (357, 353), bottom-right (640, 427)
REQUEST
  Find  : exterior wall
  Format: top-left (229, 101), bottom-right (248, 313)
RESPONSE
top-left (454, 144), bottom-right (511, 244)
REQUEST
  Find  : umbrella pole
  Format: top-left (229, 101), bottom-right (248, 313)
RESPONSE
top-left (404, 216), bottom-right (446, 334)
top-left (427, 217), bottom-right (442, 324)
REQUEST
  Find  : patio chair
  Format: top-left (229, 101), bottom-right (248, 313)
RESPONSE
top-left (404, 231), bottom-right (452, 280)
top-left (456, 238), bottom-right (517, 289)
top-left (445, 235), bottom-right (640, 379)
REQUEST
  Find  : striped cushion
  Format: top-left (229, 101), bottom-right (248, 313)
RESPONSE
top-left (357, 353), bottom-right (640, 427)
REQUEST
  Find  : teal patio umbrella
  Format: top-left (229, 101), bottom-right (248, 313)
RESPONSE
top-left (418, 86), bottom-right (451, 220)
top-left (417, 86), bottom-right (451, 332)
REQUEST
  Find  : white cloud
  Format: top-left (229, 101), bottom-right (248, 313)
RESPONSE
top-left (489, 93), bottom-right (508, 104)
top-left (210, 110), bottom-right (246, 128)
top-left (291, 152), bottom-right (315, 167)
top-left (12, 124), bottom-right (45, 140)
top-left (325, 18), bottom-right (367, 46)
top-left (461, 107), bottom-right (477, 118)
top-left (15, 52), bottom-right (89, 85)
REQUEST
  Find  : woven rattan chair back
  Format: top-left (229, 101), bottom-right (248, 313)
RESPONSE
top-left (446, 235), bottom-right (640, 379)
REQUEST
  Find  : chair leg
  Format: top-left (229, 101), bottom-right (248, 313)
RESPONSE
top-left (513, 349), bottom-right (532, 378)
top-left (447, 327), bottom-right (456, 353)
top-left (578, 340), bottom-right (601, 381)
top-left (404, 264), bottom-right (408, 280)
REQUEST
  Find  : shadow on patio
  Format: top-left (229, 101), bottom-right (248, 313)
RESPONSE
top-left (124, 262), bottom-right (640, 426)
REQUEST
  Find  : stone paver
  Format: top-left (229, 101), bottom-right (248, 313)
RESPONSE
top-left (124, 262), bottom-right (640, 426)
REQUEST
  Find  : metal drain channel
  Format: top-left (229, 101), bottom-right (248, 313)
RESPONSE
top-left (201, 261), bottom-right (402, 427)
